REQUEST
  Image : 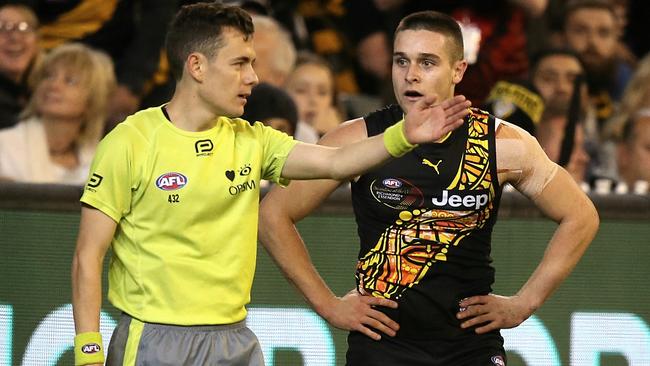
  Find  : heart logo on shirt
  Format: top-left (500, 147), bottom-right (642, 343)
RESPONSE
top-left (225, 170), bottom-right (235, 181)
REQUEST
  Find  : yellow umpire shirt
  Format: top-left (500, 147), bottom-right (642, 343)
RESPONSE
top-left (80, 106), bottom-right (298, 325)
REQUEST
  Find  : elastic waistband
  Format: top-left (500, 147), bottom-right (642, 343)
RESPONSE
top-left (121, 313), bottom-right (246, 332)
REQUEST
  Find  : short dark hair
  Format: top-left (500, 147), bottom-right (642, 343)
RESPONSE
top-left (529, 48), bottom-right (585, 76)
top-left (395, 11), bottom-right (464, 61)
top-left (242, 82), bottom-right (298, 135)
top-left (563, 0), bottom-right (617, 30)
top-left (165, 3), bottom-right (254, 81)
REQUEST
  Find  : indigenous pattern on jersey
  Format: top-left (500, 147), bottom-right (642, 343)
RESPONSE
top-left (80, 106), bottom-right (297, 325)
top-left (351, 105), bottom-right (502, 340)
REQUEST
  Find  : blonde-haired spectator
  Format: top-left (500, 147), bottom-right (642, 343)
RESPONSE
top-left (0, 43), bottom-right (116, 184)
top-left (285, 51), bottom-right (342, 142)
top-left (600, 53), bottom-right (650, 190)
top-left (251, 14), bottom-right (296, 87)
top-left (604, 53), bottom-right (650, 140)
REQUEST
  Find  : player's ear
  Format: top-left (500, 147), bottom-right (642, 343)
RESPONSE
top-left (452, 59), bottom-right (467, 85)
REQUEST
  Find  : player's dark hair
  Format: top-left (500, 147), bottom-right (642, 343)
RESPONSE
top-left (165, 3), bottom-right (254, 81)
top-left (395, 11), bottom-right (464, 61)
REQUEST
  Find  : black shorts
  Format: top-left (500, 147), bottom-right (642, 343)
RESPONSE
top-left (346, 330), bottom-right (506, 366)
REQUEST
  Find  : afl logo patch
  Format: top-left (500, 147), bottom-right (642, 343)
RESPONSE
top-left (370, 178), bottom-right (424, 210)
top-left (491, 355), bottom-right (505, 366)
top-left (382, 178), bottom-right (402, 188)
top-left (156, 172), bottom-right (188, 191)
top-left (81, 343), bottom-right (101, 354)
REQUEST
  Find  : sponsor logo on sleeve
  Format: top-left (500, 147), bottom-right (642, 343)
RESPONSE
top-left (155, 172), bottom-right (188, 190)
top-left (85, 173), bottom-right (103, 192)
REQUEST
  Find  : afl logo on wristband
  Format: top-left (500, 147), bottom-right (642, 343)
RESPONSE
top-left (491, 355), bottom-right (505, 366)
top-left (81, 343), bottom-right (101, 354)
top-left (156, 172), bottom-right (188, 190)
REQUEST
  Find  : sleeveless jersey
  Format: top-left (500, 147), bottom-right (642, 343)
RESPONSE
top-left (351, 105), bottom-right (503, 341)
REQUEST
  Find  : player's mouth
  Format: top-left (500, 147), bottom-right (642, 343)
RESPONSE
top-left (403, 90), bottom-right (423, 102)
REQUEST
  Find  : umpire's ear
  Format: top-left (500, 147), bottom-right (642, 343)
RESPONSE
top-left (186, 52), bottom-right (207, 82)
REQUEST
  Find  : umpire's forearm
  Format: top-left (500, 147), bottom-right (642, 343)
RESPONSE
top-left (71, 250), bottom-right (103, 333)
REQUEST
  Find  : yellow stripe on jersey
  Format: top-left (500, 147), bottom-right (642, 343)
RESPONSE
top-left (81, 107), bottom-right (298, 325)
top-left (123, 318), bottom-right (144, 366)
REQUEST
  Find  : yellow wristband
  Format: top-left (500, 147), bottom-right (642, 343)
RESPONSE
top-left (383, 119), bottom-right (417, 157)
top-left (74, 332), bottom-right (104, 366)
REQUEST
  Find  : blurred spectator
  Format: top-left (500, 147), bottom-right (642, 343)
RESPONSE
top-left (615, 110), bottom-right (650, 192)
top-left (242, 82), bottom-right (298, 136)
top-left (527, 48), bottom-right (591, 184)
top-left (285, 51), bottom-right (341, 142)
top-left (598, 52), bottom-right (650, 189)
top-left (0, 43), bottom-right (115, 184)
top-left (0, 3), bottom-right (39, 129)
top-left (483, 80), bottom-right (544, 135)
top-left (604, 52), bottom-right (650, 140)
top-left (562, 0), bottom-right (633, 127)
top-left (273, 0), bottom-right (364, 96)
top-left (251, 14), bottom-right (296, 87)
top-left (448, 1), bottom-right (538, 105)
top-left (530, 48), bottom-right (585, 120)
top-left (13, 0), bottom-right (177, 127)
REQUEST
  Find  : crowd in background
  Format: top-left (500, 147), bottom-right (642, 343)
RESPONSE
top-left (0, 0), bottom-right (648, 194)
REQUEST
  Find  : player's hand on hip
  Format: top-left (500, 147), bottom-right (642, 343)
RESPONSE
top-left (456, 294), bottom-right (532, 334)
top-left (325, 289), bottom-right (399, 341)
top-left (403, 95), bottom-right (471, 144)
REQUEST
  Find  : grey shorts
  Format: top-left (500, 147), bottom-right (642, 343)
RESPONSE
top-left (106, 313), bottom-right (264, 366)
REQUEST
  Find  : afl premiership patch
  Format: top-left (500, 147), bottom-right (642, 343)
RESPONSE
top-left (370, 178), bottom-right (423, 209)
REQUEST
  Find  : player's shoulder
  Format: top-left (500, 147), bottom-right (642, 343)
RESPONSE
top-left (363, 104), bottom-right (403, 137)
top-left (495, 117), bottom-right (535, 141)
top-left (494, 117), bottom-right (545, 167)
top-left (317, 117), bottom-right (367, 147)
top-left (104, 107), bottom-right (167, 145)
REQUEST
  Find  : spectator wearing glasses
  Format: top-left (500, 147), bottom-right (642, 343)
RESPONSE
top-left (0, 3), bottom-right (39, 129)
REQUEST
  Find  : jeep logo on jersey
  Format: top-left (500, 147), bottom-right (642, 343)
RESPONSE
top-left (81, 343), bottom-right (101, 354)
top-left (382, 178), bottom-right (402, 188)
top-left (156, 172), bottom-right (188, 190)
top-left (431, 189), bottom-right (489, 210)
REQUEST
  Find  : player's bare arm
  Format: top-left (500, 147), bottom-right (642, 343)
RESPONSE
top-left (280, 95), bottom-right (470, 180)
top-left (456, 121), bottom-right (599, 334)
top-left (260, 118), bottom-right (401, 341)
